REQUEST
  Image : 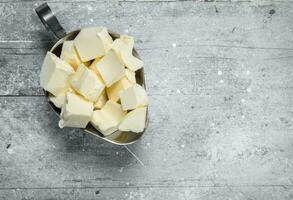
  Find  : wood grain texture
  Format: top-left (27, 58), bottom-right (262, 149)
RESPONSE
top-left (1, 2), bottom-right (293, 96)
top-left (0, 0), bottom-right (293, 199)
top-left (0, 187), bottom-right (293, 200)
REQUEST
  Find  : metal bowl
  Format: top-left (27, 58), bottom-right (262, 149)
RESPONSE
top-left (36, 4), bottom-right (148, 145)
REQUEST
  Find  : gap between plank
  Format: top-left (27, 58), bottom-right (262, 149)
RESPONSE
top-left (0, 184), bottom-right (292, 190)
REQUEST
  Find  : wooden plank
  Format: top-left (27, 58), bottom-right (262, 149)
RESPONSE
top-left (1, 43), bottom-right (293, 96)
top-left (0, 187), bottom-right (293, 200)
top-left (1, 0), bottom-right (293, 3)
top-left (1, 1), bottom-right (293, 199)
top-left (1, 2), bottom-right (293, 95)
top-left (0, 96), bottom-right (292, 189)
top-left (0, 1), bottom-right (292, 47)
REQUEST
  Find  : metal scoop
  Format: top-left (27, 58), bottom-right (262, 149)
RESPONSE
top-left (35, 3), bottom-right (148, 145)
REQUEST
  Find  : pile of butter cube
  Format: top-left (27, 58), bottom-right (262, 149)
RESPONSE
top-left (40, 27), bottom-right (148, 135)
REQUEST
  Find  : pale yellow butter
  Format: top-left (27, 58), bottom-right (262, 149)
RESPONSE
top-left (70, 64), bottom-right (105, 102)
top-left (106, 77), bottom-right (133, 102)
top-left (95, 49), bottom-right (125, 87)
top-left (94, 90), bottom-right (108, 109)
top-left (60, 41), bottom-right (82, 70)
top-left (74, 27), bottom-right (113, 62)
top-left (49, 88), bottom-right (75, 108)
top-left (111, 35), bottom-right (143, 72)
top-left (40, 52), bottom-right (75, 96)
top-left (49, 93), bottom-right (66, 108)
top-left (91, 100), bottom-right (126, 136)
top-left (119, 107), bottom-right (147, 133)
top-left (120, 84), bottom-right (148, 111)
top-left (89, 57), bottom-right (101, 75)
top-left (125, 68), bottom-right (136, 83)
top-left (59, 92), bottom-right (94, 128)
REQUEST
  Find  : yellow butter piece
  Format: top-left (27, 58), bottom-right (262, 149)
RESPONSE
top-left (119, 107), bottom-right (147, 133)
top-left (74, 27), bottom-right (113, 62)
top-left (49, 87), bottom-right (75, 108)
top-left (94, 90), bottom-right (108, 109)
top-left (59, 92), bottom-right (94, 128)
top-left (70, 64), bottom-right (105, 102)
top-left (111, 36), bottom-right (143, 71)
top-left (49, 93), bottom-right (66, 108)
top-left (95, 49), bottom-right (125, 87)
top-left (125, 68), bottom-right (136, 83)
top-left (120, 35), bottom-right (134, 48)
top-left (40, 52), bottom-right (75, 96)
top-left (89, 57), bottom-right (101, 75)
top-left (120, 84), bottom-right (148, 111)
top-left (106, 77), bottom-right (133, 102)
top-left (60, 41), bottom-right (82, 70)
top-left (91, 100), bottom-right (126, 136)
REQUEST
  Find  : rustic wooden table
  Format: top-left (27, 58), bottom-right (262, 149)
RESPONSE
top-left (0, 0), bottom-right (293, 199)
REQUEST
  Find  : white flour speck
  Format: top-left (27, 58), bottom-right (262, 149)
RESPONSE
top-left (246, 88), bottom-right (252, 93)
top-left (246, 70), bottom-right (250, 75)
top-left (241, 99), bottom-right (246, 103)
top-left (188, 59), bottom-right (192, 63)
top-left (241, 115), bottom-right (245, 119)
top-left (7, 148), bottom-right (14, 154)
top-left (172, 43), bottom-right (177, 48)
top-left (116, 151), bottom-right (119, 155)
top-left (211, 122), bottom-right (215, 126)
top-left (90, 19), bottom-right (93, 22)
top-left (119, 167), bottom-right (124, 173)
top-left (176, 89), bottom-right (181, 94)
top-left (147, 142), bottom-right (151, 146)
top-left (218, 70), bottom-right (223, 75)
top-left (88, 6), bottom-right (93, 11)
top-left (126, 182), bottom-right (130, 186)
top-left (124, 29), bottom-right (129, 33)
top-left (220, 80), bottom-right (224, 83)
top-left (163, 158), bottom-right (167, 162)
top-left (181, 144), bottom-right (185, 148)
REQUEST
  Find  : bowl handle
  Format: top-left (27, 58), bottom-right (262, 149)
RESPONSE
top-left (35, 3), bottom-right (66, 39)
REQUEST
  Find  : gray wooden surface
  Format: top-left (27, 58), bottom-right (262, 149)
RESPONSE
top-left (1, 1), bottom-right (293, 199)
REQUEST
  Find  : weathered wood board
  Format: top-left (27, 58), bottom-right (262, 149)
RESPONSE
top-left (0, 1), bottom-right (293, 199)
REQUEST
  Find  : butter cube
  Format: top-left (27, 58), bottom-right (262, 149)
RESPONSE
top-left (70, 64), bottom-right (105, 102)
top-left (59, 92), bottom-right (94, 128)
top-left (95, 49), bottom-right (125, 87)
top-left (49, 88), bottom-right (75, 108)
top-left (89, 57), bottom-right (101, 75)
top-left (119, 107), bottom-right (147, 132)
top-left (91, 100), bottom-right (126, 135)
top-left (125, 68), bottom-right (136, 83)
top-left (40, 52), bottom-right (75, 96)
top-left (94, 90), bottom-right (108, 109)
top-left (106, 77), bottom-right (133, 102)
top-left (60, 41), bottom-right (82, 70)
top-left (121, 49), bottom-right (143, 72)
top-left (49, 93), bottom-right (66, 108)
top-left (74, 27), bottom-right (113, 62)
top-left (120, 84), bottom-right (148, 110)
top-left (111, 36), bottom-right (143, 71)
top-left (120, 35), bottom-right (134, 48)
